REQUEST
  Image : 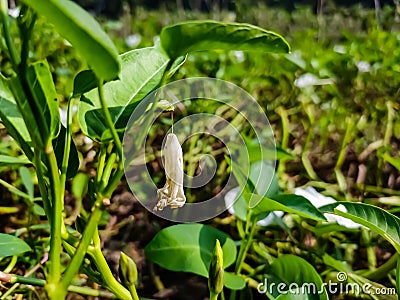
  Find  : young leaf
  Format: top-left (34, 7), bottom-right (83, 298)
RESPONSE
top-left (72, 69), bottom-right (98, 98)
top-left (145, 224), bottom-right (236, 279)
top-left (25, 0), bottom-right (120, 81)
top-left (78, 47), bottom-right (169, 140)
top-left (52, 125), bottom-right (79, 179)
top-left (19, 166), bottom-right (33, 198)
top-left (249, 194), bottom-right (326, 221)
top-left (160, 21), bottom-right (290, 59)
top-left (0, 75), bottom-right (33, 158)
top-left (0, 155), bottom-right (31, 167)
top-left (320, 202), bottom-right (400, 253)
top-left (224, 272), bottom-right (246, 290)
top-left (0, 233), bottom-right (31, 258)
top-left (26, 61), bottom-right (60, 141)
top-left (8, 77), bottom-right (44, 147)
top-left (266, 255), bottom-right (328, 300)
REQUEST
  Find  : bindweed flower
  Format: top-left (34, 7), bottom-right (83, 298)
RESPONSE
top-left (208, 239), bottom-right (224, 296)
top-left (153, 133), bottom-right (186, 211)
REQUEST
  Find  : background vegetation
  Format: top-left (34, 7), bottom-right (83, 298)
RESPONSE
top-left (0, 1), bottom-right (399, 299)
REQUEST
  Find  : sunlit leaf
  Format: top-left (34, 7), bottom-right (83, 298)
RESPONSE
top-left (249, 194), bottom-right (326, 221)
top-left (320, 202), bottom-right (400, 252)
top-left (160, 21), bottom-right (290, 59)
top-left (25, 0), bottom-right (120, 80)
top-left (78, 47), bottom-right (169, 140)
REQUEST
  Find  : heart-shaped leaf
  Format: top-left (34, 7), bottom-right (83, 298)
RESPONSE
top-left (265, 255), bottom-right (328, 300)
top-left (145, 224), bottom-right (236, 278)
top-left (78, 47), bottom-right (169, 140)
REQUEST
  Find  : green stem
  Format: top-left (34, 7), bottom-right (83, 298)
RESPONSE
top-left (17, 4), bottom-right (36, 75)
top-left (0, 178), bottom-right (31, 199)
top-left (0, 272), bottom-right (116, 298)
top-left (98, 79), bottom-right (122, 157)
top-left (59, 98), bottom-right (73, 206)
top-left (396, 256), bottom-right (400, 297)
top-left (301, 128), bottom-right (319, 180)
top-left (231, 216), bottom-right (257, 300)
top-left (128, 285), bottom-right (140, 300)
top-left (61, 195), bottom-right (104, 289)
top-left (334, 117), bottom-right (354, 193)
top-left (91, 247), bottom-right (132, 300)
top-left (34, 152), bottom-right (52, 218)
top-left (362, 253), bottom-right (398, 281)
top-left (377, 101), bottom-right (394, 187)
top-left (301, 104), bottom-right (319, 180)
top-left (361, 227), bottom-right (376, 271)
top-left (103, 164), bottom-right (124, 196)
top-left (97, 79), bottom-right (125, 197)
top-left (235, 218), bottom-right (257, 274)
top-left (46, 144), bottom-right (63, 289)
top-left (3, 256), bottom-right (17, 273)
top-left (0, 0), bottom-right (20, 71)
top-left (96, 143), bottom-right (108, 186)
top-left (210, 291), bottom-right (219, 300)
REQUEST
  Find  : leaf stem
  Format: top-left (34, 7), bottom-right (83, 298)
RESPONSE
top-left (97, 78), bottom-right (122, 157)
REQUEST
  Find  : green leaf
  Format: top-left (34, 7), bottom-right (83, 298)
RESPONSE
top-left (249, 194), bottom-right (326, 221)
top-left (25, 0), bottom-right (119, 81)
top-left (0, 155), bottom-right (31, 167)
top-left (72, 69), bottom-right (98, 98)
top-left (145, 224), bottom-right (236, 279)
top-left (267, 255), bottom-right (328, 300)
top-left (33, 203), bottom-right (45, 216)
top-left (160, 21), bottom-right (290, 59)
top-left (0, 75), bottom-right (33, 159)
top-left (320, 202), bottom-right (400, 252)
top-left (0, 233), bottom-right (31, 258)
top-left (322, 253), bottom-right (352, 273)
top-left (26, 61), bottom-right (60, 141)
top-left (53, 125), bottom-right (79, 179)
top-left (78, 47), bottom-right (169, 140)
top-left (231, 161), bottom-right (279, 221)
top-left (224, 272), bottom-right (246, 290)
top-left (7, 76), bottom-right (43, 146)
top-left (20, 166), bottom-right (33, 198)
top-left (250, 161), bottom-right (279, 197)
